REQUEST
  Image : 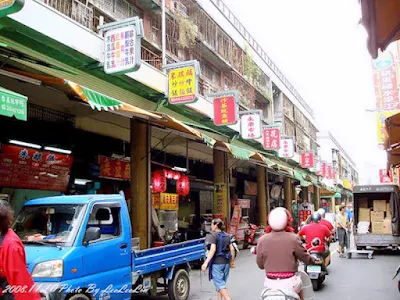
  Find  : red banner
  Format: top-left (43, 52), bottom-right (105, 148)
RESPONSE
top-left (213, 96), bottom-right (238, 126)
top-left (0, 145), bottom-right (73, 192)
top-left (379, 169), bottom-right (392, 183)
top-left (321, 161), bottom-right (327, 178)
top-left (98, 155), bottom-right (130, 181)
top-left (263, 127), bottom-right (281, 150)
top-left (301, 151), bottom-right (314, 169)
top-left (327, 164), bottom-right (335, 179)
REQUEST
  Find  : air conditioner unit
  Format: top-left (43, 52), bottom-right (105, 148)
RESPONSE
top-left (173, 0), bottom-right (188, 17)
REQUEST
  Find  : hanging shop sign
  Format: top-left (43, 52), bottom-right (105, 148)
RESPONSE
top-left (320, 161), bottom-right (327, 178)
top-left (278, 136), bottom-right (295, 158)
top-left (0, 0), bottom-right (24, 18)
top-left (214, 183), bottom-right (227, 220)
top-left (300, 151), bottom-right (315, 169)
top-left (152, 193), bottom-right (160, 209)
top-left (100, 17), bottom-right (144, 75)
top-left (376, 110), bottom-right (400, 144)
top-left (98, 155), bottom-right (130, 181)
top-left (0, 144), bottom-right (73, 192)
top-left (159, 193), bottom-right (179, 210)
top-left (210, 90), bottom-right (239, 126)
top-left (165, 60), bottom-right (201, 105)
top-left (262, 126), bottom-right (281, 150)
top-left (0, 87), bottom-right (27, 121)
top-left (327, 164), bottom-right (335, 179)
top-left (313, 156), bottom-right (321, 175)
top-left (239, 110), bottom-right (262, 140)
top-left (379, 169), bottom-right (392, 183)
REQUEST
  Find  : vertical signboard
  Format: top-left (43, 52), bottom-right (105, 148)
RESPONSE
top-left (214, 183), bottom-right (227, 220)
top-left (262, 126), bottom-right (281, 150)
top-left (301, 151), bottom-right (315, 169)
top-left (379, 169), bottom-right (392, 183)
top-left (210, 91), bottom-right (239, 126)
top-left (376, 110), bottom-right (400, 144)
top-left (327, 164), bottom-right (335, 179)
top-left (240, 110), bottom-right (262, 140)
top-left (101, 17), bottom-right (144, 75)
top-left (320, 161), bottom-right (327, 178)
top-left (278, 136), bottom-right (295, 158)
top-left (165, 60), bottom-right (201, 105)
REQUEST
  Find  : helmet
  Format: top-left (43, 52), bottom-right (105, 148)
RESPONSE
top-left (311, 212), bottom-right (321, 223)
top-left (268, 208), bottom-right (288, 231)
top-left (317, 208), bottom-right (326, 218)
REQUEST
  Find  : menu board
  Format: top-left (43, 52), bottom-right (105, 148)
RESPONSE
top-left (0, 145), bottom-right (73, 192)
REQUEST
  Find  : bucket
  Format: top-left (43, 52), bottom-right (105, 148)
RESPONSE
top-left (298, 271), bottom-right (314, 300)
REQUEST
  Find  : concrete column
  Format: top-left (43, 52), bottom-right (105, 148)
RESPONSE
top-left (213, 149), bottom-right (229, 224)
top-left (313, 185), bottom-right (320, 211)
top-left (257, 165), bottom-right (267, 226)
top-left (130, 119), bottom-right (150, 249)
top-left (284, 177), bottom-right (292, 214)
top-left (301, 186), bottom-right (308, 202)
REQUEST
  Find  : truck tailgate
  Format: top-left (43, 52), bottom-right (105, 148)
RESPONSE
top-left (356, 234), bottom-right (400, 246)
top-left (133, 239), bottom-right (206, 275)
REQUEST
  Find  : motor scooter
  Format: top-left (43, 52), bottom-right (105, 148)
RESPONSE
top-left (392, 264), bottom-right (400, 293)
top-left (304, 238), bottom-right (328, 291)
top-left (250, 247), bottom-right (315, 300)
top-left (243, 223), bottom-right (265, 249)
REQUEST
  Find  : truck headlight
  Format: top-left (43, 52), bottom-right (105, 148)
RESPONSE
top-left (32, 260), bottom-right (63, 278)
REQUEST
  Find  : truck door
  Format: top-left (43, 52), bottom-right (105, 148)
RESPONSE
top-left (81, 201), bottom-right (131, 300)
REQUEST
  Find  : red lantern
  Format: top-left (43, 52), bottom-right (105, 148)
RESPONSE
top-left (173, 171), bottom-right (181, 180)
top-left (166, 169), bottom-right (174, 179)
top-left (176, 175), bottom-right (190, 196)
top-left (152, 169), bottom-right (166, 193)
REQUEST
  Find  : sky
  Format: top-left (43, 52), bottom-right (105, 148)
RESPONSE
top-left (227, 0), bottom-right (386, 184)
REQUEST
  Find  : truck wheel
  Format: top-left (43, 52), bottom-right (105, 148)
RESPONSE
top-left (168, 269), bottom-right (190, 300)
top-left (67, 294), bottom-right (91, 300)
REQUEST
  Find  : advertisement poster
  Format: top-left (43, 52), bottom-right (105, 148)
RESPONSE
top-left (98, 155), bottom-right (130, 181)
top-left (159, 193), bottom-right (179, 210)
top-left (214, 183), bottom-right (227, 219)
top-left (228, 205), bottom-right (241, 238)
top-left (0, 144), bottom-right (73, 192)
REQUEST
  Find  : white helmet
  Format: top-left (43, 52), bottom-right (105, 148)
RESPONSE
top-left (317, 208), bottom-right (326, 218)
top-left (268, 208), bottom-right (288, 231)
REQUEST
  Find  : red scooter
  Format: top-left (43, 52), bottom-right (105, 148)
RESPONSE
top-left (243, 223), bottom-right (265, 249)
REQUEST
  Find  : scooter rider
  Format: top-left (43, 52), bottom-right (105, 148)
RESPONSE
top-left (317, 208), bottom-right (335, 246)
top-left (298, 212), bottom-right (332, 267)
top-left (256, 208), bottom-right (315, 300)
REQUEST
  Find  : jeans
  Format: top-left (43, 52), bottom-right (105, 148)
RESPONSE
top-left (212, 263), bottom-right (230, 291)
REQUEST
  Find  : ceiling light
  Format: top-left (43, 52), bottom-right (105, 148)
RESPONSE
top-left (74, 179), bottom-right (92, 186)
top-left (172, 166), bottom-right (187, 172)
top-left (9, 140), bottom-right (41, 149)
top-left (44, 146), bottom-right (72, 154)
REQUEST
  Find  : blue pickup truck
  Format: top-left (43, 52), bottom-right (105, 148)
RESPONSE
top-left (11, 192), bottom-right (205, 300)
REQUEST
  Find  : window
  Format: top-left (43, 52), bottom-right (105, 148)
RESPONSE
top-left (283, 96), bottom-right (294, 121)
top-left (86, 204), bottom-right (122, 243)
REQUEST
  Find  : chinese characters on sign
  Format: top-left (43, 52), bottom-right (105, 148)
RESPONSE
top-left (301, 151), bottom-right (315, 169)
top-left (0, 145), bottom-right (73, 192)
top-left (278, 136), bottom-right (295, 158)
top-left (238, 199), bottom-right (251, 209)
top-left (320, 161), bottom-right (327, 178)
top-left (0, 87), bottom-right (27, 121)
top-left (240, 110), bottom-right (262, 140)
top-left (228, 205), bottom-right (241, 238)
top-left (166, 60), bottom-right (200, 105)
top-left (372, 51), bottom-right (400, 111)
top-left (376, 110), bottom-right (400, 144)
top-left (262, 127), bottom-right (281, 150)
top-left (327, 164), bottom-right (335, 179)
top-left (159, 193), bottom-right (179, 210)
top-left (152, 193), bottom-right (160, 209)
top-left (379, 169), bottom-right (392, 183)
top-left (98, 155), bottom-right (130, 181)
top-left (104, 24), bottom-right (142, 74)
top-left (213, 95), bottom-right (238, 126)
top-left (214, 183), bottom-right (227, 220)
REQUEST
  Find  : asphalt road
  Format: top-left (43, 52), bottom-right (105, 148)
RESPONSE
top-left (139, 242), bottom-right (400, 300)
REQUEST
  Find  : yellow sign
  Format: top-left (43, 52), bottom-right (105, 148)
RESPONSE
top-left (152, 193), bottom-right (160, 209)
top-left (376, 110), bottom-right (400, 144)
top-left (168, 66), bottom-right (197, 105)
top-left (343, 178), bottom-right (353, 191)
top-left (214, 183), bottom-right (227, 220)
top-left (159, 193), bottom-right (179, 211)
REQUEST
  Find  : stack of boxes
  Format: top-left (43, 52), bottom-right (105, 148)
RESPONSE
top-left (357, 199), bottom-right (392, 234)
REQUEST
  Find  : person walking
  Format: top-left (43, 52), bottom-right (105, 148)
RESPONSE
top-left (0, 200), bottom-right (40, 299)
top-left (202, 219), bottom-right (235, 300)
top-left (336, 205), bottom-right (349, 257)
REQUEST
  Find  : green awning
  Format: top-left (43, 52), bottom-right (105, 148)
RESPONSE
top-left (334, 192), bottom-right (342, 198)
top-left (0, 87), bottom-right (27, 121)
top-left (228, 144), bottom-right (252, 160)
top-left (293, 170), bottom-right (311, 187)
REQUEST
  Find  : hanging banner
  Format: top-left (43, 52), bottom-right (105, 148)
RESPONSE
top-left (262, 126), bottom-right (281, 150)
top-left (0, 144), bottom-right (73, 192)
top-left (376, 110), bottom-right (400, 144)
top-left (379, 169), bottom-right (392, 183)
top-left (159, 193), bottom-right (179, 210)
top-left (210, 90), bottom-right (239, 126)
top-left (320, 161), bottom-right (327, 178)
top-left (301, 151), bottom-right (315, 169)
top-left (98, 155), bottom-right (130, 181)
top-left (102, 18), bottom-right (144, 75)
top-left (314, 156), bottom-right (322, 175)
top-left (327, 164), bottom-right (335, 179)
top-left (278, 136), bottom-right (295, 158)
top-left (228, 205), bottom-right (241, 238)
top-left (165, 60), bottom-right (201, 105)
top-left (240, 110), bottom-right (262, 140)
top-left (214, 183), bottom-right (227, 220)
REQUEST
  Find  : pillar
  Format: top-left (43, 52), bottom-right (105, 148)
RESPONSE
top-left (284, 177), bottom-right (292, 214)
top-left (213, 149), bottom-right (229, 224)
top-left (130, 119), bottom-right (150, 249)
top-left (301, 186), bottom-right (308, 202)
top-left (257, 165), bottom-right (267, 226)
top-left (313, 185), bottom-right (320, 211)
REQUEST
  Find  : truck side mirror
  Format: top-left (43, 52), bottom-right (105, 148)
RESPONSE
top-left (83, 227), bottom-right (101, 246)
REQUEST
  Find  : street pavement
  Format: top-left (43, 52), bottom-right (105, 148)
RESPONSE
top-left (139, 241), bottom-right (400, 300)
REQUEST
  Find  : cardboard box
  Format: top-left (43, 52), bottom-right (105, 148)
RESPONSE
top-left (359, 208), bottom-right (371, 222)
top-left (383, 219), bottom-right (393, 234)
top-left (358, 198), bottom-right (369, 208)
top-left (371, 222), bottom-right (384, 234)
top-left (371, 211), bottom-right (384, 222)
top-left (373, 200), bottom-right (387, 212)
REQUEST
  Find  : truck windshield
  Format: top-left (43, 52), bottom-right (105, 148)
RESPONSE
top-left (12, 204), bottom-right (86, 247)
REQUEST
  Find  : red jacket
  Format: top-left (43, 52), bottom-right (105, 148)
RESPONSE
top-left (265, 209), bottom-right (295, 233)
top-left (0, 229), bottom-right (40, 300)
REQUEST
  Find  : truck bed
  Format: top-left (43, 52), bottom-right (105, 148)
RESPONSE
top-left (355, 234), bottom-right (400, 247)
top-left (133, 238), bottom-right (206, 275)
